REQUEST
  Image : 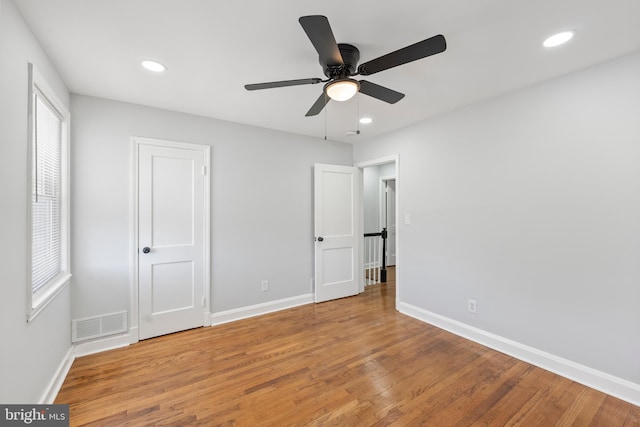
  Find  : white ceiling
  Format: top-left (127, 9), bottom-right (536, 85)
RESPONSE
top-left (14, 0), bottom-right (640, 143)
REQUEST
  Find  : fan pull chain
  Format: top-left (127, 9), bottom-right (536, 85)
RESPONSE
top-left (356, 93), bottom-right (361, 135)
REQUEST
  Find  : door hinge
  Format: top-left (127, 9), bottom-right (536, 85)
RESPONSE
top-left (202, 297), bottom-right (206, 307)
top-left (202, 165), bottom-right (207, 176)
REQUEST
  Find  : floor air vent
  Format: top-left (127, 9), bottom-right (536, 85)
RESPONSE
top-left (72, 311), bottom-right (128, 342)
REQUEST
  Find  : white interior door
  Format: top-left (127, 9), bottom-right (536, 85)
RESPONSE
top-left (386, 179), bottom-right (397, 266)
top-left (314, 164), bottom-right (362, 303)
top-left (137, 140), bottom-right (209, 340)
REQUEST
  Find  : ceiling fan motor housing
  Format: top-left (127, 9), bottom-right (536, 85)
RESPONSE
top-left (245, 15), bottom-right (447, 116)
top-left (321, 43), bottom-right (360, 78)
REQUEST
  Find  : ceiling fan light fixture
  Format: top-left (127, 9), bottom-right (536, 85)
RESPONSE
top-left (325, 79), bottom-right (359, 101)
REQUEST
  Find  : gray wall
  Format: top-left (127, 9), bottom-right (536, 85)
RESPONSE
top-left (70, 95), bottom-right (353, 322)
top-left (354, 51), bottom-right (640, 384)
top-left (0, 0), bottom-right (72, 403)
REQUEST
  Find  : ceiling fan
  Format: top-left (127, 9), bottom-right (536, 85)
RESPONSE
top-left (245, 15), bottom-right (447, 117)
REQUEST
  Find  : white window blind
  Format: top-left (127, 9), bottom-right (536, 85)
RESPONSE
top-left (27, 64), bottom-right (70, 321)
top-left (31, 91), bottom-right (63, 293)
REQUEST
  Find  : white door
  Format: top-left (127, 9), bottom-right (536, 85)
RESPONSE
top-left (386, 179), bottom-right (397, 266)
top-left (137, 140), bottom-right (209, 340)
top-left (314, 164), bottom-right (362, 303)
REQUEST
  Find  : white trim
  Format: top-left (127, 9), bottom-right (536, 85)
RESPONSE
top-left (28, 274), bottom-right (71, 322)
top-left (378, 175), bottom-right (396, 270)
top-left (39, 347), bottom-right (75, 404)
top-left (73, 333), bottom-right (132, 357)
top-left (132, 136), bottom-right (210, 152)
top-left (210, 294), bottom-right (314, 326)
top-left (354, 155), bottom-right (398, 169)
top-left (203, 309), bottom-right (212, 327)
top-left (378, 175), bottom-right (395, 233)
top-left (395, 157), bottom-right (400, 307)
top-left (354, 155), bottom-right (400, 306)
top-left (357, 167), bottom-right (364, 293)
top-left (129, 136), bottom-right (211, 343)
top-left (129, 141), bottom-right (139, 335)
top-left (398, 301), bottom-right (640, 407)
top-left (26, 63), bottom-right (72, 322)
top-left (128, 326), bottom-right (139, 344)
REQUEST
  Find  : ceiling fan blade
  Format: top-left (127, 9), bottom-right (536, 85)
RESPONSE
top-left (305, 92), bottom-right (330, 117)
top-left (359, 80), bottom-right (405, 104)
top-left (299, 15), bottom-right (344, 67)
top-left (357, 34), bottom-right (446, 76)
top-left (245, 78), bottom-right (322, 91)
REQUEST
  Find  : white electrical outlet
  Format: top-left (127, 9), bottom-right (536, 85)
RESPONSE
top-left (467, 299), bottom-right (477, 314)
top-left (261, 280), bottom-right (269, 292)
top-left (404, 213), bottom-right (411, 225)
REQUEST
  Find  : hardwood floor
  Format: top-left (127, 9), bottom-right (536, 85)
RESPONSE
top-left (56, 268), bottom-right (639, 426)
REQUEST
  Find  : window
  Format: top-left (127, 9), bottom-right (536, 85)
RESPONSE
top-left (27, 63), bottom-right (71, 321)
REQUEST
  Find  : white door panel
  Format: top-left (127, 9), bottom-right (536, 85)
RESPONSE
top-left (314, 164), bottom-right (361, 303)
top-left (151, 155), bottom-right (195, 247)
top-left (150, 261), bottom-right (194, 312)
top-left (138, 142), bottom-right (208, 340)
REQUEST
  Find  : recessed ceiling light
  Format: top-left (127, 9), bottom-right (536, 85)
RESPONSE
top-left (543, 31), bottom-right (574, 48)
top-left (359, 117), bottom-right (373, 124)
top-left (141, 60), bottom-right (166, 73)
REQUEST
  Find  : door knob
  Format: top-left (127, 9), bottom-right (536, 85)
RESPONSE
top-left (317, 237), bottom-right (324, 242)
top-left (142, 247), bottom-right (151, 254)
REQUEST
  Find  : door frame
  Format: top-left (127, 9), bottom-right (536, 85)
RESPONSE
top-left (354, 155), bottom-right (399, 306)
top-left (379, 176), bottom-right (396, 266)
top-left (129, 136), bottom-right (211, 343)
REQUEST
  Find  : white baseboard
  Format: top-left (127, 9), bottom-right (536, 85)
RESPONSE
top-left (73, 332), bottom-right (132, 357)
top-left (398, 302), bottom-right (640, 407)
top-left (40, 346), bottom-right (75, 404)
top-left (211, 293), bottom-right (314, 326)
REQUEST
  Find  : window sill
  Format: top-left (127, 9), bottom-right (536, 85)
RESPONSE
top-left (28, 273), bottom-right (72, 323)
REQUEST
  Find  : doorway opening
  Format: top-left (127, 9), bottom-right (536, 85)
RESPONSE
top-left (356, 156), bottom-right (399, 305)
